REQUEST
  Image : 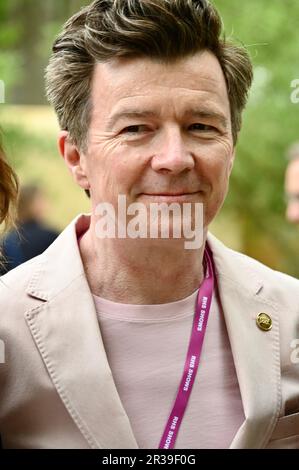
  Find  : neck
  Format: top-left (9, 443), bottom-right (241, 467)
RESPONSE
top-left (79, 218), bottom-right (207, 305)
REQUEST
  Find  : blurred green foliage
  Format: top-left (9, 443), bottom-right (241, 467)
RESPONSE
top-left (0, 0), bottom-right (298, 276)
top-left (212, 0), bottom-right (299, 276)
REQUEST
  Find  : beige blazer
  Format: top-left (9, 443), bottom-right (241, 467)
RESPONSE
top-left (0, 214), bottom-right (299, 449)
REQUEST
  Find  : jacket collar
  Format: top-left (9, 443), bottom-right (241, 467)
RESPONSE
top-left (26, 216), bottom-right (264, 302)
top-left (26, 214), bottom-right (89, 302)
top-left (24, 215), bottom-right (281, 449)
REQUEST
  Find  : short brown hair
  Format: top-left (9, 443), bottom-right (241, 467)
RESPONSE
top-left (46, 0), bottom-right (253, 148)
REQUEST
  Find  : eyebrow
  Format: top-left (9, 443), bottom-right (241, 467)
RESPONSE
top-left (106, 107), bottom-right (229, 130)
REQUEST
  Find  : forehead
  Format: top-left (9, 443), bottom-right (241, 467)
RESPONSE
top-left (90, 50), bottom-right (230, 118)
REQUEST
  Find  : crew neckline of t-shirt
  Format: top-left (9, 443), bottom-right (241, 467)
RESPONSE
top-left (92, 287), bottom-right (201, 323)
top-left (75, 216), bottom-right (203, 323)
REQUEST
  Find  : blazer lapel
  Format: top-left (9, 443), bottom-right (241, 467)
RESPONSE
top-left (208, 234), bottom-right (282, 448)
top-left (24, 215), bottom-right (138, 449)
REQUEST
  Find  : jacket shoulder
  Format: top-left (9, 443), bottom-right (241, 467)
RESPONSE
top-left (208, 233), bottom-right (299, 305)
top-left (0, 254), bottom-right (43, 301)
top-left (228, 245), bottom-right (298, 286)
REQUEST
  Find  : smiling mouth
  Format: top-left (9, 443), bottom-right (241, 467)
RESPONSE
top-left (144, 192), bottom-right (199, 196)
top-left (139, 191), bottom-right (201, 200)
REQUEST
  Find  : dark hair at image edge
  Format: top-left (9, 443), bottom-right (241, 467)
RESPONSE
top-left (0, 136), bottom-right (18, 229)
top-left (0, 135), bottom-right (18, 267)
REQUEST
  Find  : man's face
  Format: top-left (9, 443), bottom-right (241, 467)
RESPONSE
top-left (285, 159), bottom-right (299, 224)
top-left (80, 50), bottom-right (234, 230)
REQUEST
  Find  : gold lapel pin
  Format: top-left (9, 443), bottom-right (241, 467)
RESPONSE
top-left (256, 313), bottom-right (272, 331)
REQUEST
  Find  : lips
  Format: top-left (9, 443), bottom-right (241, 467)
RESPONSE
top-left (144, 192), bottom-right (197, 197)
top-left (139, 191), bottom-right (201, 202)
top-left (142, 191), bottom-right (200, 196)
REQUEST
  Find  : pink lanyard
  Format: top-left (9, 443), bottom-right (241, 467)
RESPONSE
top-left (158, 247), bottom-right (215, 449)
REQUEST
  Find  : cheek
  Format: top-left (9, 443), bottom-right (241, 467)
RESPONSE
top-left (199, 153), bottom-right (232, 186)
top-left (87, 141), bottom-right (147, 199)
top-left (213, 162), bottom-right (232, 199)
top-left (110, 147), bottom-right (147, 188)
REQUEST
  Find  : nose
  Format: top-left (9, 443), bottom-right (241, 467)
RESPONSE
top-left (286, 201), bottom-right (299, 224)
top-left (151, 127), bottom-right (195, 174)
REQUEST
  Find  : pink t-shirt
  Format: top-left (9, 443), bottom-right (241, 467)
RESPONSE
top-left (76, 217), bottom-right (244, 448)
top-left (92, 288), bottom-right (245, 449)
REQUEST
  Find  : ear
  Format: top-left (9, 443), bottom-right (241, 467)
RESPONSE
top-left (58, 131), bottom-right (90, 191)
